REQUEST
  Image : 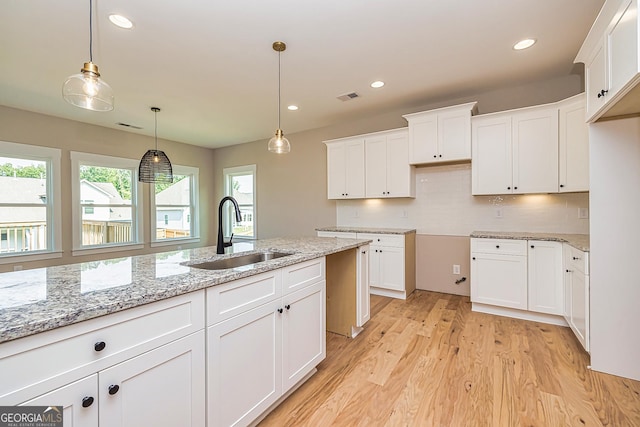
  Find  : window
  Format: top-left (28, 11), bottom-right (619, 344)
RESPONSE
top-left (151, 165), bottom-right (199, 246)
top-left (0, 141), bottom-right (62, 262)
top-left (223, 165), bottom-right (256, 240)
top-left (71, 152), bottom-right (143, 255)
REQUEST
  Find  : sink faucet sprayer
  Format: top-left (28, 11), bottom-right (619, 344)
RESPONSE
top-left (217, 196), bottom-right (243, 254)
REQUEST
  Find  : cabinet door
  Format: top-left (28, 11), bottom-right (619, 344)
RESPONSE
top-left (357, 245), bottom-right (370, 327)
top-left (586, 38), bottom-right (608, 120)
top-left (207, 301), bottom-right (281, 427)
top-left (282, 281), bottom-right (326, 391)
top-left (438, 109), bottom-right (471, 161)
top-left (569, 272), bottom-right (590, 352)
top-left (21, 375), bottom-right (98, 427)
top-left (559, 97), bottom-right (589, 192)
top-left (407, 113), bottom-right (438, 164)
top-left (376, 246), bottom-right (405, 292)
top-left (512, 108), bottom-right (559, 194)
top-left (527, 241), bottom-right (563, 315)
top-left (365, 135), bottom-right (388, 198)
top-left (368, 248), bottom-right (381, 289)
top-left (99, 331), bottom-right (205, 427)
top-left (344, 139), bottom-right (366, 198)
top-left (385, 131), bottom-right (413, 197)
top-left (471, 115), bottom-right (512, 195)
top-left (471, 253), bottom-right (527, 310)
top-left (326, 142), bottom-right (346, 199)
top-left (607, 0), bottom-right (638, 99)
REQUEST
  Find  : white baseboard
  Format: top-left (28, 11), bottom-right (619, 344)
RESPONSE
top-left (472, 303), bottom-right (568, 327)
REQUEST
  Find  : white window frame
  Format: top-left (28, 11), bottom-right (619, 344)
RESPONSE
top-left (71, 152), bottom-right (144, 256)
top-left (150, 165), bottom-right (200, 247)
top-left (0, 141), bottom-right (62, 263)
top-left (223, 164), bottom-right (257, 240)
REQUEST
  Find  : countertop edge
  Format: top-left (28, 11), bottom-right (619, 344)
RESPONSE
top-left (470, 231), bottom-right (590, 252)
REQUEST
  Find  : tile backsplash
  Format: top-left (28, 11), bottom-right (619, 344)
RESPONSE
top-left (336, 163), bottom-right (589, 236)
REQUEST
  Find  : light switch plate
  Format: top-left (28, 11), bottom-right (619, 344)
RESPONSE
top-left (579, 207), bottom-right (589, 219)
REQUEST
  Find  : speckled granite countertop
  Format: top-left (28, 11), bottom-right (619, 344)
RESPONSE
top-left (316, 226), bottom-right (416, 235)
top-left (0, 237), bottom-right (370, 344)
top-left (470, 231), bottom-right (589, 252)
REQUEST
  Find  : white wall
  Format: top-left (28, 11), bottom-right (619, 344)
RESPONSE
top-left (337, 164), bottom-right (590, 236)
top-left (589, 117), bottom-right (640, 381)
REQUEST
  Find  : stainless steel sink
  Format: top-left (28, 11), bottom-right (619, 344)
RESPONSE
top-left (188, 251), bottom-right (292, 270)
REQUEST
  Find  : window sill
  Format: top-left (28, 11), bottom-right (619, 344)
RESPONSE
top-left (72, 243), bottom-right (145, 257)
top-left (0, 250), bottom-right (63, 265)
top-left (151, 237), bottom-right (200, 248)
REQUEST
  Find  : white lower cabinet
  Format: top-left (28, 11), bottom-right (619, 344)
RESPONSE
top-left (471, 238), bottom-right (565, 323)
top-left (206, 258), bottom-right (326, 427)
top-left (21, 375), bottom-right (98, 427)
top-left (563, 244), bottom-right (590, 352)
top-left (2, 291), bottom-right (207, 427)
top-left (370, 244), bottom-right (405, 293)
top-left (357, 245), bottom-right (370, 327)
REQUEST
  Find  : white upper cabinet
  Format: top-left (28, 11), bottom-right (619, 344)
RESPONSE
top-left (471, 114), bottom-right (512, 195)
top-left (365, 129), bottom-right (415, 198)
top-left (325, 137), bottom-right (365, 199)
top-left (403, 102), bottom-right (477, 165)
top-left (326, 129), bottom-right (414, 200)
top-left (558, 94), bottom-right (589, 192)
top-left (576, 0), bottom-right (640, 121)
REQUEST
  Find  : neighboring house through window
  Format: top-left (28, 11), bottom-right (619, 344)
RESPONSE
top-left (223, 165), bottom-right (256, 240)
top-left (0, 141), bottom-right (62, 263)
top-left (151, 165), bottom-right (199, 246)
top-left (71, 152), bottom-right (143, 255)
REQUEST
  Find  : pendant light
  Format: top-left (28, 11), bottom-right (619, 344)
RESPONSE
top-left (139, 107), bottom-right (173, 184)
top-left (268, 41), bottom-right (291, 154)
top-left (62, 0), bottom-right (114, 111)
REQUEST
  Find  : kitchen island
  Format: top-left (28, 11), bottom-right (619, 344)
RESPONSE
top-left (0, 236), bottom-right (370, 427)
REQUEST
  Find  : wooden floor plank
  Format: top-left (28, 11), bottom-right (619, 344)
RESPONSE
top-left (259, 291), bottom-right (640, 427)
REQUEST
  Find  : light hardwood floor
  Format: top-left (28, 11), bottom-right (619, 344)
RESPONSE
top-left (260, 291), bottom-right (640, 427)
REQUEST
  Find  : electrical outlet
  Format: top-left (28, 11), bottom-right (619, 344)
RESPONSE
top-left (579, 207), bottom-right (589, 219)
top-left (495, 208), bottom-right (503, 218)
top-left (353, 209), bottom-right (359, 218)
top-left (401, 210), bottom-right (408, 218)
top-left (13, 265), bottom-right (22, 271)
top-left (453, 264), bottom-right (460, 275)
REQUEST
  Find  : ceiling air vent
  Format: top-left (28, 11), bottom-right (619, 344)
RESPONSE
top-left (337, 92), bottom-right (360, 102)
top-left (116, 122), bottom-right (143, 130)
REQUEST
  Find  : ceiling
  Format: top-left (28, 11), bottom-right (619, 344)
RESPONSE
top-left (0, 0), bottom-right (604, 149)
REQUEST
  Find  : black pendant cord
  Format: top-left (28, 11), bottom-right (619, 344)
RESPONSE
top-left (89, 0), bottom-right (93, 63)
top-left (154, 110), bottom-right (158, 151)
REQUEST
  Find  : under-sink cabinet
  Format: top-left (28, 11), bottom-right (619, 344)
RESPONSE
top-left (206, 258), bottom-right (326, 427)
top-left (471, 238), bottom-right (564, 324)
top-left (0, 291), bottom-right (206, 426)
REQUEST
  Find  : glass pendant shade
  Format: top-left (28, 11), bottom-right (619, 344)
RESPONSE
top-left (268, 129), bottom-right (291, 154)
top-left (139, 107), bottom-right (173, 183)
top-left (63, 62), bottom-right (114, 111)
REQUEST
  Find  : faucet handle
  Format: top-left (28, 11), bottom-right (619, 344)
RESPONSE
top-left (224, 233), bottom-right (234, 248)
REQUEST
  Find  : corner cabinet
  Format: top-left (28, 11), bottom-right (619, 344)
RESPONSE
top-left (325, 137), bottom-right (365, 199)
top-left (402, 102), bottom-right (477, 165)
top-left (325, 129), bottom-right (415, 200)
top-left (471, 238), bottom-right (565, 324)
top-left (576, 0), bottom-right (640, 121)
top-left (558, 94), bottom-right (589, 192)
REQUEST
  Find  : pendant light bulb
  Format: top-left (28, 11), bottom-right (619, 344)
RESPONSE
top-left (62, 0), bottom-right (114, 112)
top-left (268, 41), bottom-right (291, 154)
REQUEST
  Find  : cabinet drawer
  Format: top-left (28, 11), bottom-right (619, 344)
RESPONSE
top-left (357, 233), bottom-right (405, 248)
top-left (471, 238), bottom-right (527, 256)
top-left (564, 245), bottom-right (589, 275)
top-left (207, 270), bottom-right (281, 326)
top-left (317, 231), bottom-right (357, 239)
top-left (0, 291), bottom-right (205, 404)
top-left (282, 257), bottom-right (325, 295)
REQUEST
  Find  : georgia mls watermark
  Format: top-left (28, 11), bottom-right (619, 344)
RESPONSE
top-left (0, 406), bottom-right (63, 427)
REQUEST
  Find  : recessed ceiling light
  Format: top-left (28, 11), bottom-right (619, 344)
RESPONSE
top-left (371, 81), bottom-right (385, 88)
top-left (109, 14), bottom-right (133, 29)
top-left (513, 38), bottom-right (536, 50)
top-left (287, 105), bottom-right (298, 111)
